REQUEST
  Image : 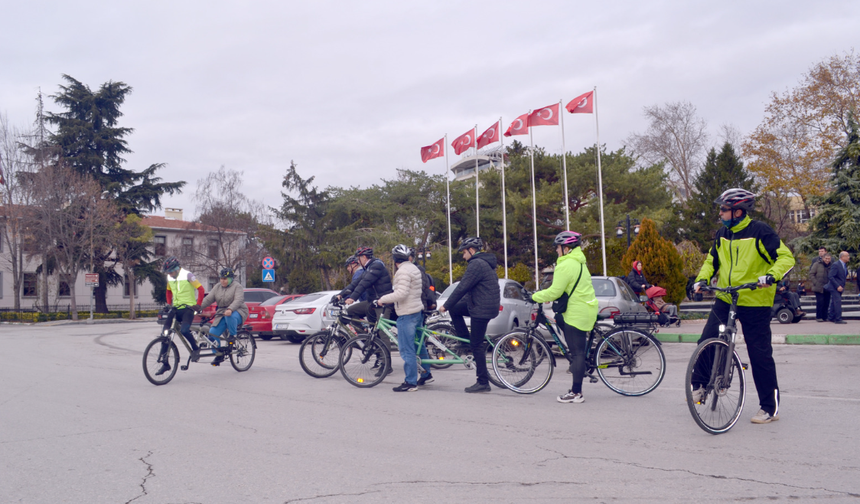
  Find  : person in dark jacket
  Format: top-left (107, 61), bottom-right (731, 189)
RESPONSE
top-left (626, 260), bottom-right (651, 296)
top-left (439, 237), bottom-right (500, 393)
top-left (809, 254), bottom-right (832, 321)
top-left (340, 247), bottom-right (393, 324)
top-left (826, 251), bottom-right (850, 324)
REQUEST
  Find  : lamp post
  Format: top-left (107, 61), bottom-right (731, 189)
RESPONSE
top-left (616, 214), bottom-right (640, 249)
top-left (417, 247), bottom-right (431, 268)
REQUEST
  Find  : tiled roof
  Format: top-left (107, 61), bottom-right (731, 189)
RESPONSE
top-left (142, 215), bottom-right (244, 234)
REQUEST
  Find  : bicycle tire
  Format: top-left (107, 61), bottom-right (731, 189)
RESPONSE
top-left (299, 330), bottom-right (347, 378)
top-left (492, 330), bottom-right (554, 394)
top-left (685, 338), bottom-right (746, 434)
top-left (143, 336), bottom-right (179, 386)
top-left (596, 328), bottom-right (665, 396)
top-left (423, 322), bottom-right (456, 369)
top-left (485, 336), bottom-right (505, 389)
top-left (339, 335), bottom-right (391, 388)
top-left (229, 331), bottom-right (256, 372)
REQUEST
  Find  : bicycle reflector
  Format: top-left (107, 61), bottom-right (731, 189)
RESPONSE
top-left (357, 378), bottom-right (364, 383)
top-left (511, 339), bottom-right (520, 346)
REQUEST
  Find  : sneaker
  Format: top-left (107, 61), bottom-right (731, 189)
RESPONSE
top-left (155, 363), bottom-right (171, 376)
top-left (834, 320), bottom-right (847, 324)
top-left (751, 409), bottom-right (779, 424)
top-left (816, 318), bottom-right (825, 322)
top-left (691, 387), bottom-right (706, 403)
top-left (190, 349), bottom-right (201, 362)
top-left (796, 310), bottom-right (805, 317)
top-left (464, 382), bottom-right (491, 393)
top-left (374, 365), bottom-right (394, 378)
top-left (417, 373), bottom-right (434, 386)
top-left (211, 354), bottom-right (225, 367)
top-left (557, 390), bottom-right (585, 403)
top-left (392, 382), bottom-right (418, 392)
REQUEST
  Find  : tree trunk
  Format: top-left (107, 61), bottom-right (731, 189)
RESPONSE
top-left (94, 275), bottom-right (108, 313)
top-left (320, 266), bottom-right (331, 290)
top-left (68, 279), bottom-right (78, 321)
top-left (128, 266), bottom-right (136, 320)
top-left (12, 250), bottom-right (21, 311)
top-left (41, 252), bottom-right (49, 312)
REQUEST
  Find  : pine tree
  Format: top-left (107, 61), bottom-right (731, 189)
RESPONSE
top-left (621, 218), bottom-right (687, 305)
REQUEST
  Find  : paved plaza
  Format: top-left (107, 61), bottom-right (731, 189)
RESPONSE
top-left (1, 320), bottom-right (859, 503)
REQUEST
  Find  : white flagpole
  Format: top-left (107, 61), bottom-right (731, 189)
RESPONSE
top-left (445, 134), bottom-right (453, 285)
top-left (594, 86), bottom-right (608, 276)
top-left (474, 125), bottom-right (479, 237)
top-left (499, 118), bottom-right (508, 279)
top-left (560, 99), bottom-right (569, 229)
top-left (529, 118), bottom-right (539, 288)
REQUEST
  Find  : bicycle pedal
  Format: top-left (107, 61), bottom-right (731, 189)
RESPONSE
top-left (742, 362), bottom-right (749, 370)
top-left (180, 365), bottom-right (188, 371)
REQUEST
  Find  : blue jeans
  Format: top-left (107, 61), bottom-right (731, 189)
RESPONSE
top-left (396, 312), bottom-right (429, 385)
top-left (209, 312), bottom-right (243, 339)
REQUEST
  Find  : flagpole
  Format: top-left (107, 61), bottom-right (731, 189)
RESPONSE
top-left (474, 125), bottom-right (479, 237)
top-left (560, 99), bottom-right (569, 229)
top-left (499, 118), bottom-right (508, 279)
top-left (529, 118), bottom-right (539, 288)
top-left (445, 134), bottom-right (453, 285)
top-left (594, 86), bottom-right (608, 276)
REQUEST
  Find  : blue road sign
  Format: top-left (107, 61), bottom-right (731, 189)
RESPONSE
top-left (262, 269), bottom-right (275, 282)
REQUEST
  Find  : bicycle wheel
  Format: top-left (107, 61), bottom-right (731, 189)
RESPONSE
top-left (339, 335), bottom-right (391, 388)
top-left (229, 331), bottom-right (256, 372)
top-left (423, 322), bottom-right (456, 369)
top-left (596, 329), bottom-right (665, 396)
top-left (485, 336), bottom-right (505, 389)
top-left (686, 339), bottom-right (746, 434)
top-left (143, 336), bottom-right (179, 386)
top-left (492, 330), bottom-right (554, 394)
top-left (299, 330), bottom-right (346, 378)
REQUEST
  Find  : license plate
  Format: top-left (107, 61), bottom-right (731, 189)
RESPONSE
top-left (275, 324), bottom-right (288, 330)
top-left (250, 314), bottom-right (258, 319)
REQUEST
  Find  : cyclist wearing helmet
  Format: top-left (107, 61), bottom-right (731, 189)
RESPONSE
top-left (439, 237), bottom-right (500, 393)
top-left (378, 244), bottom-right (433, 391)
top-left (693, 188), bottom-right (795, 424)
top-left (199, 267), bottom-right (249, 366)
top-left (162, 256), bottom-right (205, 362)
top-left (531, 231), bottom-right (598, 404)
top-left (338, 247), bottom-right (393, 324)
top-left (344, 255), bottom-right (368, 302)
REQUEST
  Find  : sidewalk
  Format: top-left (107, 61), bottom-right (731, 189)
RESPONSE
top-left (654, 317), bottom-right (860, 345)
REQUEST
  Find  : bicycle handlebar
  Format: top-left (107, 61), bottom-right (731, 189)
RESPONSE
top-left (699, 282), bottom-right (760, 294)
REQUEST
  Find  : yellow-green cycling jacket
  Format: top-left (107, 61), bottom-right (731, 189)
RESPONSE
top-left (695, 215), bottom-right (795, 307)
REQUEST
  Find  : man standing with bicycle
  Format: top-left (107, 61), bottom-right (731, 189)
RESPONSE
top-left (693, 188), bottom-right (795, 425)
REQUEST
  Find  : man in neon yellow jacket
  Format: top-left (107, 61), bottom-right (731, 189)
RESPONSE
top-left (532, 231), bottom-right (598, 404)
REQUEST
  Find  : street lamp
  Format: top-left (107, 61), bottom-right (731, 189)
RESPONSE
top-left (616, 214), bottom-right (640, 249)
top-left (417, 248), bottom-right (432, 268)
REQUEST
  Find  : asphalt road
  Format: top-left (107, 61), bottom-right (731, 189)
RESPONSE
top-left (1, 322), bottom-right (859, 503)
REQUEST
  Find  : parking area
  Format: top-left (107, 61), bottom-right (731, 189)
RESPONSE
top-left (1, 321), bottom-right (859, 503)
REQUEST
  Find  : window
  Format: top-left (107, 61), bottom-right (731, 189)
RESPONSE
top-left (123, 275), bottom-right (139, 297)
top-left (154, 235), bottom-right (167, 256)
top-left (181, 237), bottom-right (193, 257)
top-left (58, 275), bottom-right (71, 297)
top-left (503, 283), bottom-right (524, 301)
top-left (23, 272), bottom-right (38, 298)
top-left (592, 279), bottom-right (617, 298)
top-left (208, 239), bottom-right (219, 260)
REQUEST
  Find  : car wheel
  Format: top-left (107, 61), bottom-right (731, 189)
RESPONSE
top-left (287, 334), bottom-right (306, 344)
top-left (511, 318), bottom-right (519, 331)
top-left (259, 335), bottom-right (273, 341)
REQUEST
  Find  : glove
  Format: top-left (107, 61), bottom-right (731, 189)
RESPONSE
top-left (330, 295), bottom-right (340, 303)
top-left (372, 299), bottom-right (380, 308)
top-left (525, 293), bottom-right (535, 304)
top-left (190, 304), bottom-right (202, 312)
top-left (758, 275), bottom-right (775, 286)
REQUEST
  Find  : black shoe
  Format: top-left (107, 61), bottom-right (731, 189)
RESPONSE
top-left (374, 365), bottom-right (394, 378)
top-left (417, 373), bottom-right (434, 386)
top-left (393, 382), bottom-right (418, 392)
top-left (155, 363), bottom-right (171, 376)
top-left (190, 349), bottom-right (200, 362)
top-left (465, 382), bottom-right (491, 393)
top-left (834, 320), bottom-right (847, 324)
top-left (211, 355), bottom-right (225, 366)
top-left (816, 318), bottom-right (825, 322)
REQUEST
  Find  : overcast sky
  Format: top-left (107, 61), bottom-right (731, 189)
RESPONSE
top-left (2, 1), bottom-right (858, 219)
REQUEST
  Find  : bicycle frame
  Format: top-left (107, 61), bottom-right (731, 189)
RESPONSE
top-left (373, 315), bottom-right (492, 368)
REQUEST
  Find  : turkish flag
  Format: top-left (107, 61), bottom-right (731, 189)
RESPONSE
top-left (566, 91), bottom-right (594, 114)
top-left (504, 113), bottom-right (529, 137)
top-left (477, 123), bottom-right (499, 149)
top-left (528, 103), bottom-right (560, 127)
top-left (420, 138), bottom-right (444, 163)
top-left (451, 130), bottom-right (475, 155)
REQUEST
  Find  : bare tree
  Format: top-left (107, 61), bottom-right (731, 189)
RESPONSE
top-left (112, 214), bottom-right (153, 319)
top-left (625, 101), bottom-right (709, 202)
top-left (25, 164), bottom-right (118, 320)
top-left (0, 113), bottom-right (34, 310)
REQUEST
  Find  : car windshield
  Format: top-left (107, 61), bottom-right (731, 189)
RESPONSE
top-left (244, 291), bottom-right (277, 303)
top-left (296, 293), bottom-right (326, 304)
top-left (260, 295), bottom-right (289, 306)
top-left (439, 282), bottom-right (460, 298)
top-left (592, 278), bottom-right (617, 297)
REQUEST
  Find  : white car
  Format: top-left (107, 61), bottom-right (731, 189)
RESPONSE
top-left (271, 290), bottom-right (339, 343)
top-left (436, 279), bottom-right (533, 336)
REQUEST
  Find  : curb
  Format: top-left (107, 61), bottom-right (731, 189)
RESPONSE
top-left (652, 333), bottom-right (860, 345)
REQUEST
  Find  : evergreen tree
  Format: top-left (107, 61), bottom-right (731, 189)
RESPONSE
top-left (684, 142), bottom-right (757, 252)
top-left (621, 218), bottom-right (687, 305)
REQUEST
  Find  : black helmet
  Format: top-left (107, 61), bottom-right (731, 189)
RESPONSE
top-left (408, 247), bottom-right (416, 259)
top-left (219, 267), bottom-right (235, 279)
top-left (392, 244), bottom-right (411, 263)
top-left (345, 255), bottom-right (359, 267)
top-left (355, 246), bottom-right (373, 258)
top-left (553, 231), bottom-right (582, 248)
top-left (162, 256), bottom-right (180, 273)
top-left (715, 188), bottom-right (756, 213)
top-left (458, 237), bottom-right (483, 252)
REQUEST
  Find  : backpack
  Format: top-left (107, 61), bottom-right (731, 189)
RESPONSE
top-left (417, 265), bottom-right (437, 310)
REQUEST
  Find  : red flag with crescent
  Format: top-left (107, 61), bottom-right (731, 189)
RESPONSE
top-left (477, 123), bottom-right (499, 149)
top-left (566, 91), bottom-right (594, 114)
top-left (420, 138), bottom-right (445, 163)
top-left (504, 114), bottom-right (529, 137)
top-left (451, 130), bottom-right (475, 155)
top-left (528, 103), bottom-right (560, 126)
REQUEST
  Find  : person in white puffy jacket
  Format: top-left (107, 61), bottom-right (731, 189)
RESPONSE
top-left (378, 244), bottom-right (432, 392)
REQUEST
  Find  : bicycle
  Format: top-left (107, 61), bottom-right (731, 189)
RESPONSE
top-left (142, 305), bottom-right (257, 386)
top-left (491, 302), bottom-right (666, 395)
top-left (685, 282), bottom-right (757, 434)
top-left (338, 309), bottom-right (502, 388)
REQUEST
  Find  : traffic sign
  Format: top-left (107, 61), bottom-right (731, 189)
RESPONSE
top-left (85, 273), bottom-right (99, 287)
top-left (262, 256), bottom-right (275, 269)
top-left (262, 269), bottom-right (275, 282)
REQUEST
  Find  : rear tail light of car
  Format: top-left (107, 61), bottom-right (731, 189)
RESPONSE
top-left (499, 305), bottom-right (504, 311)
top-left (291, 308), bottom-right (316, 315)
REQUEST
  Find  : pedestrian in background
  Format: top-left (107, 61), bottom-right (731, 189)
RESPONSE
top-left (809, 254), bottom-right (832, 322)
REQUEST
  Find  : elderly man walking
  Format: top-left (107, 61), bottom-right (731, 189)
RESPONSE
top-left (826, 251), bottom-right (850, 324)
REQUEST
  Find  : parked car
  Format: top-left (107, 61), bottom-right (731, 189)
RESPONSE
top-left (247, 294), bottom-right (305, 339)
top-left (156, 287), bottom-right (281, 325)
top-left (591, 276), bottom-right (648, 317)
top-left (435, 279), bottom-right (533, 336)
top-left (271, 290), bottom-right (340, 343)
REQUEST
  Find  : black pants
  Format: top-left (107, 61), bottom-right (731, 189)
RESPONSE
top-left (828, 290), bottom-right (843, 322)
top-left (163, 307), bottom-right (198, 351)
top-left (814, 291), bottom-right (831, 320)
top-left (696, 299), bottom-right (780, 415)
top-left (560, 322), bottom-right (588, 394)
top-left (448, 300), bottom-right (490, 386)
